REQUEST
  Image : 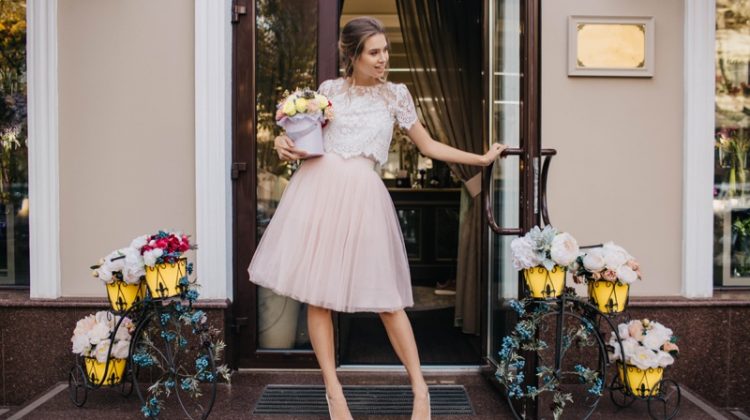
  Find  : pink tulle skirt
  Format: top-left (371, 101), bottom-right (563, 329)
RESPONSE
top-left (247, 153), bottom-right (414, 313)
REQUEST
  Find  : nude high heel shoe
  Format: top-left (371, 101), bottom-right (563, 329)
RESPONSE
top-left (326, 393), bottom-right (354, 420)
top-left (411, 391), bottom-right (431, 420)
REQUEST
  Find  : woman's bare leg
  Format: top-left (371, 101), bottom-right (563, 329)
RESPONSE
top-left (379, 309), bottom-right (430, 419)
top-left (308, 304), bottom-right (352, 419)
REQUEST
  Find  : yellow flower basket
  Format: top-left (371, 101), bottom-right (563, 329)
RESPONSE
top-left (588, 280), bottom-right (630, 314)
top-left (145, 258), bottom-right (188, 299)
top-left (84, 357), bottom-right (127, 386)
top-left (618, 363), bottom-right (664, 397)
top-left (523, 265), bottom-right (566, 299)
top-left (105, 279), bottom-right (146, 312)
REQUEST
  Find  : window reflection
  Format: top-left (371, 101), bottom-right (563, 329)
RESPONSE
top-left (255, 0), bottom-right (317, 350)
top-left (714, 0), bottom-right (750, 286)
top-left (0, 1), bottom-right (29, 287)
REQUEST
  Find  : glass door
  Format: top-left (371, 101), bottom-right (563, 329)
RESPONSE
top-left (485, 0), bottom-right (544, 367)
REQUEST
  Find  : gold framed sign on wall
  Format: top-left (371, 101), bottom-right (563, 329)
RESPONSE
top-left (568, 16), bottom-right (655, 77)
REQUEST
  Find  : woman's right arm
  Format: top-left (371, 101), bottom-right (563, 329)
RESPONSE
top-left (274, 135), bottom-right (308, 161)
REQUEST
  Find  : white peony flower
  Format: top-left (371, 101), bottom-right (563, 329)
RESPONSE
top-left (603, 242), bottom-right (633, 260)
top-left (111, 340), bottom-right (130, 359)
top-left (655, 350), bottom-right (675, 367)
top-left (114, 323), bottom-right (132, 342)
top-left (602, 247), bottom-right (628, 270)
top-left (583, 248), bottom-right (606, 272)
top-left (629, 346), bottom-right (659, 370)
top-left (143, 248), bottom-right (164, 267)
top-left (617, 323), bottom-right (630, 340)
top-left (511, 236), bottom-right (541, 270)
top-left (71, 334), bottom-right (92, 356)
top-left (87, 322), bottom-right (111, 345)
top-left (73, 314), bottom-right (97, 336)
top-left (129, 234), bottom-right (149, 251)
top-left (122, 247), bottom-right (145, 284)
top-left (94, 339), bottom-right (112, 363)
top-left (642, 322), bottom-right (673, 351)
top-left (550, 232), bottom-right (579, 266)
top-left (616, 265), bottom-right (639, 284)
top-left (97, 267), bottom-right (114, 283)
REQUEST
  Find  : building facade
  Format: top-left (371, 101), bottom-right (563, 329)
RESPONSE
top-left (0, 0), bottom-right (747, 412)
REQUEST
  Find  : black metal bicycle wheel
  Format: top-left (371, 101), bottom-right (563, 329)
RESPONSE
top-left (647, 379), bottom-right (681, 420)
top-left (130, 304), bottom-right (218, 419)
top-left (68, 364), bottom-right (88, 407)
top-left (505, 300), bottom-right (608, 420)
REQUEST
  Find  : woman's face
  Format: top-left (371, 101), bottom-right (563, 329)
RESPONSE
top-left (352, 33), bottom-right (389, 81)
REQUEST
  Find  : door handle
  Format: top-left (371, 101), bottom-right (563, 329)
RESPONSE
top-left (484, 148), bottom-right (523, 235)
top-left (483, 148), bottom-right (558, 235)
top-left (539, 149), bottom-right (557, 227)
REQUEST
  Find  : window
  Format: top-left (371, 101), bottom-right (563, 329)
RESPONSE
top-left (714, 0), bottom-right (750, 287)
top-left (0, 0), bottom-right (29, 287)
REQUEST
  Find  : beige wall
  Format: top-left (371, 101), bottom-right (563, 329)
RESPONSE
top-left (59, 0), bottom-right (196, 296)
top-left (542, 0), bottom-right (684, 296)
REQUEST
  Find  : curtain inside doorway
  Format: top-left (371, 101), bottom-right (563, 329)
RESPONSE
top-left (396, 0), bottom-right (484, 335)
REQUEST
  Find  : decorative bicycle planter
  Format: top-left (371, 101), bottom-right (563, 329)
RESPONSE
top-left (496, 290), bottom-right (681, 420)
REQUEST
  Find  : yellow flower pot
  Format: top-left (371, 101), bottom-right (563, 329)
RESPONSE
top-left (588, 280), bottom-right (629, 314)
top-left (105, 279), bottom-right (146, 312)
top-left (84, 357), bottom-right (127, 386)
top-left (618, 363), bottom-right (664, 397)
top-left (145, 258), bottom-right (188, 299)
top-left (523, 266), bottom-right (566, 299)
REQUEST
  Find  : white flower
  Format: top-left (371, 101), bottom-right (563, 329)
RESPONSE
top-left (71, 334), bottom-right (92, 355)
top-left (87, 322), bottom-right (111, 345)
top-left (129, 234), bottom-right (149, 251)
top-left (642, 322), bottom-right (673, 351)
top-left (655, 350), bottom-right (675, 367)
top-left (111, 340), bottom-right (130, 359)
top-left (94, 339), bottom-right (112, 363)
top-left (73, 314), bottom-right (97, 336)
top-left (97, 267), bottom-right (114, 283)
top-left (617, 323), bottom-right (630, 340)
top-left (114, 323), bottom-right (133, 342)
top-left (616, 265), bottom-right (639, 284)
top-left (603, 242), bottom-right (633, 259)
top-left (550, 233), bottom-right (579, 266)
top-left (602, 247), bottom-right (628, 270)
top-left (629, 346), bottom-right (659, 370)
top-left (122, 247), bottom-right (145, 284)
top-left (143, 248), bottom-right (164, 267)
top-left (511, 236), bottom-right (541, 270)
top-left (583, 248), bottom-right (606, 272)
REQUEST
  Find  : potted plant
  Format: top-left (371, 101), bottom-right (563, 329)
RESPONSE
top-left (135, 231), bottom-right (196, 299)
top-left (71, 311), bottom-right (134, 386)
top-left (571, 242), bottom-right (641, 314)
top-left (92, 241), bottom-right (147, 312)
top-left (608, 319), bottom-right (680, 397)
top-left (511, 225), bottom-right (579, 299)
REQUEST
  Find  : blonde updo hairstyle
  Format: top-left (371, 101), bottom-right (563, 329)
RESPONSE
top-left (339, 17), bottom-right (390, 82)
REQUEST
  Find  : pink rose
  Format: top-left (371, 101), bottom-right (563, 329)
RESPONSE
top-left (602, 269), bottom-right (618, 282)
top-left (662, 342), bottom-right (679, 353)
top-left (628, 321), bottom-right (644, 341)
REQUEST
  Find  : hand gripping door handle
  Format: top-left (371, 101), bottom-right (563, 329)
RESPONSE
top-left (483, 148), bottom-right (557, 235)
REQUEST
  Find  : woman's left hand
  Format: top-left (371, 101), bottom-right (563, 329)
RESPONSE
top-left (479, 143), bottom-right (508, 166)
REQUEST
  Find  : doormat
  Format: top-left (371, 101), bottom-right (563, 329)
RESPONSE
top-left (253, 384), bottom-right (475, 415)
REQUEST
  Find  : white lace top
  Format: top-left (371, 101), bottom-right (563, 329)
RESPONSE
top-left (317, 78), bottom-right (419, 166)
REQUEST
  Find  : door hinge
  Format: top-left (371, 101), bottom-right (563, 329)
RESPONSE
top-left (231, 316), bottom-right (248, 334)
top-left (231, 162), bottom-right (247, 180)
top-left (231, 3), bottom-right (247, 23)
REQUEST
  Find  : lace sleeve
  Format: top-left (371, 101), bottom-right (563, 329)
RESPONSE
top-left (317, 79), bottom-right (333, 97)
top-left (393, 83), bottom-right (419, 130)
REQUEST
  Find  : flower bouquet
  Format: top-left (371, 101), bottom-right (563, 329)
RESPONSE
top-left (511, 225), bottom-right (579, 299)
top-left (571, 242), bottom-right (641, 314)
top-left (92, 241), bottom-right (147, 312)
top-left (71, 311), bottom-right (135, 385)
top-left (275, 88), bottom-right (333, 157)
top-left (608, 319), bottom-right (679, 397)
top-left (134, 231), bottom-right (196, 299)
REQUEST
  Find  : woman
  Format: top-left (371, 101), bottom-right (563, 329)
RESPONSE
top-left (248, 16), bottom-right (507, 420)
